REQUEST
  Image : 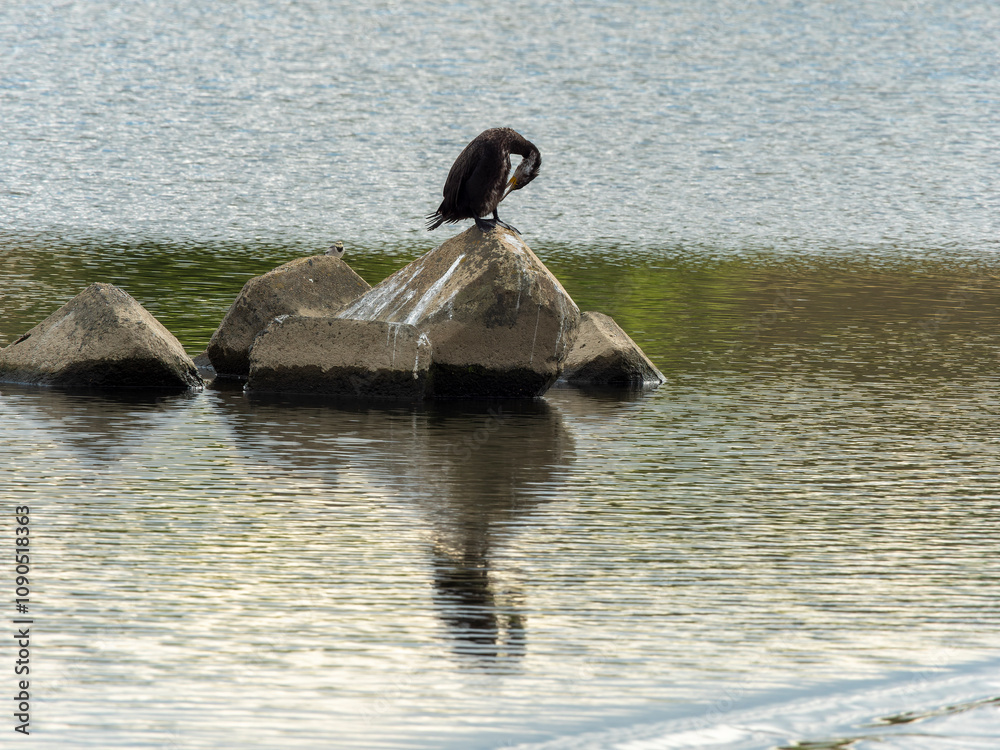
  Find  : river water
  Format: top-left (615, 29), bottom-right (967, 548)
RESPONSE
top-left (2, 1), bottom-right (999, 748)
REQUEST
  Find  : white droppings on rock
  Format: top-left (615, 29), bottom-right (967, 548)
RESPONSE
top-left (414, 333), bottom-right (431, 379)
top-left (528, 302), bottom-right (542, 365)
top-left (339, 265), bottom-right (424, 321)
top-left (440, 286), bottom-right (462, 320)
top-left (498, 233), bottom-right (528, 256)
top-left (319, 228), bottom-right (580, 397)
top-left (385, 288), bottom-right (417, 322)
top-left (553, 293), bottom-right (569, 357)
top-left (403, 254), bottom-right (465, 325)
top-left (392, 322), bottom-right (405, 367)
top-left (247, 317), bottom-right (429, 398)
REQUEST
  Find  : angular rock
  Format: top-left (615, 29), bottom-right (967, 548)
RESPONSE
top-left (561, 311), bottom-right (665, 386)
top-left (0, 283), bottom-right (202, 389)
top-left (247, 317), bottom-right (431, 400)
top-left (337, 227), bottom-right (580, 398)
top-left (207, 254), bottom-right (371, 379)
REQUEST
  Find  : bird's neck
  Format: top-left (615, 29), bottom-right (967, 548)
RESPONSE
top-left (508, 134), bottom-right (538, 160)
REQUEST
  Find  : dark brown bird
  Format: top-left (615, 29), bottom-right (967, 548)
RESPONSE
top-left (426, 127), bottom-right (541, 234)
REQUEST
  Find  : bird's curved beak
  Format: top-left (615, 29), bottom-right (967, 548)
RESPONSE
top-left (500, 175), bottom-right (518, 202)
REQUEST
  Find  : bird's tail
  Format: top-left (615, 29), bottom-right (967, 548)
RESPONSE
top-left (426, 212), bottom-right (445, 231)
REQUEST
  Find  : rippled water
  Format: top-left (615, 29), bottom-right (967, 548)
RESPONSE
top-left (4, 357), bottom-right (1000, 748)
top-left (3, 0), bottom-right (1000, 748)
top-left (4, 0), bottom-right (1000, 252)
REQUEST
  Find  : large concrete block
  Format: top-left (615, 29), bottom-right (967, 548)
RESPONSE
top-left (561, 311), bottom-right (665, 386)
top-left (337, 227), bottom-right (580, 398)
top-left (247, 317), bottom-right (431, 400)
top-left (207, 254), bottom-right (371, 379)
top-left (0, 283), bottom-right (202, 389)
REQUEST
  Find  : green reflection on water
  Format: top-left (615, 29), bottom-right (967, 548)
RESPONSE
top-left (0, 235), bottom-right (423, 353)
top-left (1, 234), bottom-right (998, 383)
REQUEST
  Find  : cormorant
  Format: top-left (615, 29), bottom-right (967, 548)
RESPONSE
top-left (426, 127), bottom-right (541, 234)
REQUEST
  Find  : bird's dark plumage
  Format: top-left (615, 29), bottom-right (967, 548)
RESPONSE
top-left (426, 127), bottom-right (541, 233)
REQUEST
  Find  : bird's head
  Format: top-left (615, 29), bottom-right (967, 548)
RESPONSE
top-left (501, 150), bottom-right (541, 201)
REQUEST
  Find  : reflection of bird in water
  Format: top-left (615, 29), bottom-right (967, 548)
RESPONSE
top-left (426, 127), bottom-right (541, 234)
top-left (431, 540), bottom-right (525, 663)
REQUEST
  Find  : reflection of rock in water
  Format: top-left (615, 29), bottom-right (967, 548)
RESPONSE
top-left (420, 400), bottom-right (572, 667)
top-left (221, 395), bottom-right (575, 667)
top-left (429, 400), bottom-right (571, 502)
top-left (1, 383), bottom-right (197, 464)
top-left (222, 391), bottom-right (439, 491)
top-left (222, 395), bottom-right (574, 509)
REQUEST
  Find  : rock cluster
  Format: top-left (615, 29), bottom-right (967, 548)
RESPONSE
top-left (250, 227), bottom-right (581, 398)
top-left (1, 230), bottom-right (663, 399)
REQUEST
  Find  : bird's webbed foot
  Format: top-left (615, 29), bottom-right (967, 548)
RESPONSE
top-left (489, 209), bottom-right (520, 235)
top-left (474, 216), bottom-right (498, 232)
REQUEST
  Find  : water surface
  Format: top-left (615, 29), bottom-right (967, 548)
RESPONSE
top-left (4, 257), bottom-right (1000, 747)
top-left (2, 1), bottom-right (1000, 748)
top-left (3, 1), bottom-right (999, 253)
